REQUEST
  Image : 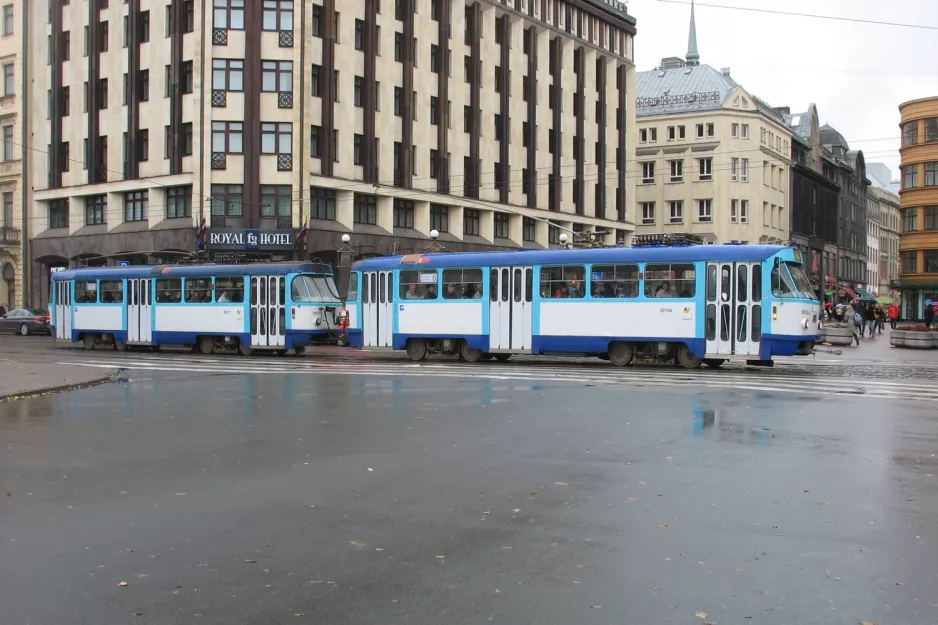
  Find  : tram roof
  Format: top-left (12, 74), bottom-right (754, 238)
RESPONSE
top-left (351, 245), bottom-right (790, 271)
top-left (51, 262), bottom-right (333, 281)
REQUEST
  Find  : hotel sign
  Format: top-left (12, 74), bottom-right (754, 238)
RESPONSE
top-left (206, 229), bottom-right (294, 251)
top-left (637, 91), bottom-right (721, 109)
top-left (588, 0), bottom-right (629, 15)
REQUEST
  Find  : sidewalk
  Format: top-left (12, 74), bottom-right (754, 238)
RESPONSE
top-left (819, 325), bottom-right (938, 363)
top-left (0, 358), bottom-right (120, 401)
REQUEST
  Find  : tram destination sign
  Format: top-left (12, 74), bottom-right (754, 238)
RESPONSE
top-left (205, 228), bottom-right (294, 251)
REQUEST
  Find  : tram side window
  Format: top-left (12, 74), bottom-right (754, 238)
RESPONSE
top-left (591, 264), bottom-right (640, 298)
top-left (99, 280), bottom-right (124, 304)
top-left (156, 278), bottom-right (183, 303)
top-left (400, 270), bottom-right (439, 300)
top-left (75, 281), bottom-right (98, 303)
top-left (347, 273), bottom-right (359, 301)
top-left (442, 268), bottom-right (484, 299)
top-left (215, 277), bottom-right (244, 303)
top-left (645, 263), bottom-right (696, 298)
top-left (540, 265), bottom-right (586, 298)
top-left (185, 278), bottom-right (214, 303)
top-left (771, 263), bottom-right (797, 298)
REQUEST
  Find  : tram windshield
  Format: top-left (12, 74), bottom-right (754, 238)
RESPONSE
top-left (772, 261), bottom-right (815, 300)
top-left (291, 274), bottom-right (341, 303)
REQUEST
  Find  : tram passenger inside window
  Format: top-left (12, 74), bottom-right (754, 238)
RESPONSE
top-left (464, 284), bottom-right (482, 299)
top-left (217, 289), bottom-right (232, 303)
top-left (655, 282), bottom-right (671, 298)
top-left (444, 283), bottom-right (461, 299)
top-left (424, 284), bottom-right (438, 299)
top-left (403, 284), bottom-right (423, 299)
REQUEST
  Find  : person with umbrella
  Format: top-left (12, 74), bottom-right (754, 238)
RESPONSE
top-left (926, 299), bottom-right (935, 329)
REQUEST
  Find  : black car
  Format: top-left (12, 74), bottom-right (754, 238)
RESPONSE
top-left (0, 308), bottom-right (51, 336)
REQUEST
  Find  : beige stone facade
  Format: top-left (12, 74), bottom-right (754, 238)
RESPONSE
top-left (0, 0), bottom-right (21, 309)
top-left (25, 0), bottom-right (638, 304)
top-left (634, 70), bottom-right (792, 244)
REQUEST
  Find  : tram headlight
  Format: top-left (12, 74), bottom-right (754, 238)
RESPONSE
top-left (802, 318), bottom-right (809, 329)
top-left (772, 305), bottom-right (778, 321)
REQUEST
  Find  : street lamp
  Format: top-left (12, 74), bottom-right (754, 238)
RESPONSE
top-left (559, 233), bottom-right (570, 249)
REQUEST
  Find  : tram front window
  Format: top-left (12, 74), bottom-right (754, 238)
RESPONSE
top-left (291, 275), bottom-right (342, 303)
top-left (772, 262), bottom-right (815, 300)
top-left (786, 262), bottom-right (816, 300)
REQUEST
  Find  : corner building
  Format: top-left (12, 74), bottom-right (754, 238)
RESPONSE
top-left (25, 0), bottom-right (638, 306)
top-left (0, 0), bottom-right (23, 309)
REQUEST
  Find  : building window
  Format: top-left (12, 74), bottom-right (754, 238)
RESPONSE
top-left (260, 185), bottom-right (291, 217)
top-left (698, 158), bottom-right (712, 181)
top-left (903, 164), bottom-right (918, 189)
top-left (85, 194), bottom-right (107, 225)
top-left (212, 121), bottom-right (243, 153)
top-left (925, 251), bottom-right (938, 273)
top-left (309, 186), bottom-right (335, 220)
top-left (213, 0), bottom-right (245, 30)
top-left (210, 184), bottom-right (243, 216)
top-left (1, 125), bottom-right (12, 160)
top-left (124, 190), bottom-right (148, 222)
top-left (741, 124), bottom-right (749, 139)
top-left (925, 118), bottom-right (938, 143)
top-left (641, 202), bottom-right (655, 225)
top-left (393, 199), bottom-right (415, 229)
top-left (311, 4), bottom-right (322, 37)
top-left (394, 86), bottom-right (402, 116)
top-left (354, 18), bottom-right (364, 50)
top-left (353, 134), bottom-right (363, 165)
top-left (697, 199), bottom-right (712, 223)
top-left (49, 199), bottom-right (69, 228)
top-left (137, 129), bottom-right (149, 161)
top-left (494, 213), bottom-right (509, 239)
top-left (669, 160), bottom-right (682, 182)
top-left (901, 251), bottom-right (916, 274)
top-left (260, 122), bottom-right (291, 155)
top-left (430, 203), bottom-right (448, 233)
top-left (430, 44), bottom-right (440, 73)
top-left (669, 201), bottom-right (683, 224)
top-left (262, 0), bottom-right (292, 30)
top-left (523, 217), bottom-right (536, 242)
top-left (429, 148), bottom-right (438, 178)
top-left (310, 125), bottom-right (321, 157)
top-left (2, 62), bottom-right (12, 96)
top-left (310, 64), bottom-right (321, 96)
top-left (2, 4), bottom-right (12, 36)
top-left (925, 206), bottom-right (938, 231)
top-left (463, 209), bottom-right (480, 236)
top-left (641, 162), bottom-right (654, 183)
top-left (212, 59), bottom-right (244, 91)
top-left (902, 121), bottom-right (919, 147)
top-left (354, 193), bottom-right (377, 225)
top-left (261, 60), bottom-right (292, 92)
top-left (166, 186), bottom-right (192, 218)
top-left (925, 162), bottom-right (938, 187)
top-left (353, 75), bottom-right (363, 106)
top-left (741, 158), bottom-right (749, 182)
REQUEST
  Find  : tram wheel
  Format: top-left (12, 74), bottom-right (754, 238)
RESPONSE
top-left (293, 345), bottom-right (306, 355)
top-left (703, 358), bottom-right (725, 369)
top-left (676, 344), bottom-right (703, 369)
top-left (493, 354), bottom-right (512, 362)
top-left (459, 341), bottom-right (483, 363)
top-left (406, 339), bottom-right (427, 361)
top-left (608, 342), bottom-right (635, 367)
top-left (113, 339), bottom-right (127, 352)
top-left (197, 336), bottom-right (216, 355)
top-left (82, 334), bottom-right (96, 351)
top-left (238, 341), bottom-right (253, 356)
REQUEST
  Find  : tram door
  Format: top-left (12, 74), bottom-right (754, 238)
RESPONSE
top-left (127, 279), bottom-right (152, 343)
top-left (54, 280), bottom-right (72, 340)
top-left (362, 271), bottom-right (393, 348)
top-left (488, 267), bottom-right (533, 351)
top-left (251, 276), bottom-right (286, 348)
top-left (706, 262), bottom-right (762, 357)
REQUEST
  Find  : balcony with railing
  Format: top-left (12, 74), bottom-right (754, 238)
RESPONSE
top-left (0, 227), bottom-right (21, 246)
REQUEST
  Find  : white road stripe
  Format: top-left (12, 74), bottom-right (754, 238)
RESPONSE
top-left (56, 360), bottom-right (938, 402)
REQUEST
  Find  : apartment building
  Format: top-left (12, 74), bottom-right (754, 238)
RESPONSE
top-left (633, 2), bottom-right (791, 244)
top-left (865, 189), bottom-right (880, 294)
top-left (898, 95), bottom-right (938, 319)
top-left (25, 0), bottom-right (638, 306)
top-left (867, 165), bottom-right (900, 298)
top-left (0, 0), bottom-right (21, 309)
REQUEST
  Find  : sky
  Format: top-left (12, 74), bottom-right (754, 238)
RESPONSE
top-left (627, 0), bottom-right (938, 180)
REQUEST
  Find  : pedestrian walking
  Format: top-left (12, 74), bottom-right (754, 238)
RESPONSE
top-left (873, 305), bottom-right (884, 335)
top-left (888, 302), bottom-right (899, 329)
top-left (845, 304), bottom-right (861, 346)
top-left (926, 299), bottom-right (935, 329)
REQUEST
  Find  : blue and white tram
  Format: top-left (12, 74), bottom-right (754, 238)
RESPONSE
top-left (346, 244), bottom-right (821, 368)
top-left (50, 263), bottom-right (342, 354)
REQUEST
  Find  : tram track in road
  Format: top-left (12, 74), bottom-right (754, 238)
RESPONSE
top-left (53, 352), bottom-right (938, 403)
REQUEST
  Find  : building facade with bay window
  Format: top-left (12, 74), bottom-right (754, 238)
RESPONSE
top-left (25, 0), bottom-right (638, 306)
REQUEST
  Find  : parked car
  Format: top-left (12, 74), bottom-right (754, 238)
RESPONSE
top-left (0, 308), bottom-right (51, 336)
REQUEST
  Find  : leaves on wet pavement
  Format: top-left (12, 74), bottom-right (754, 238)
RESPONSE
top-left (658, 524), bottom-right (669, 529)
top-left (695, 611), bottom-right (709, 620)
top-left (349, 541), bottom-right (367, 548)
top-left (244, 559), bottom-right (257, 564)
top-left (858, 621), bottom-right (878, 625)
top-left (553, 482), bottom-right (569, 486)
top-left (265, 542), bottom-right (273, 548)
top-left (117, 581), bottom-right (129, 587)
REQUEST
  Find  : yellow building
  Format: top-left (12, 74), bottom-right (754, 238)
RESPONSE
top-left (898, 95), bottom-right (938, 319)
top-left (0, 0), bottom-right (22, 309)
top-left (633, 2), bottom-right (791, 244)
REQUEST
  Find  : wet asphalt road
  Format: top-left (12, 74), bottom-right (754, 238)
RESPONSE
top-left (2, 369), bottom-right (937, 625)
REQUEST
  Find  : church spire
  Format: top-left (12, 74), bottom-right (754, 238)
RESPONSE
top-left (686, 0), bottom-right (700, 66)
